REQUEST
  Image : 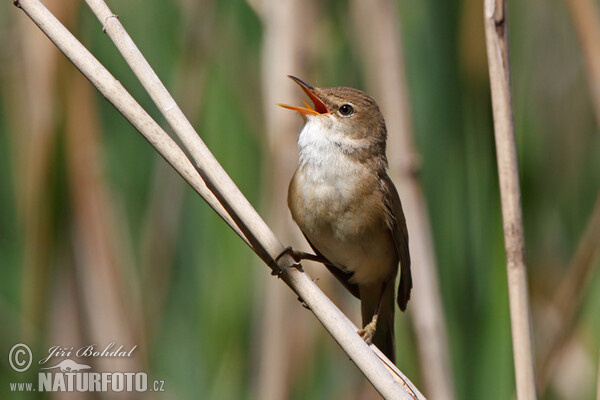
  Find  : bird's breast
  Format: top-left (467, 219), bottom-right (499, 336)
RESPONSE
top-left (288, 148), bottom-right (396, 284)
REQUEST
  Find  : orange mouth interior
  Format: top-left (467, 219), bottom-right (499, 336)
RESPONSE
top-left (277, 76), bottom-right (329, 115)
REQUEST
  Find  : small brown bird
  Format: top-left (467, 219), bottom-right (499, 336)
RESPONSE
top-left (278, 76), bottom-right (412, 364)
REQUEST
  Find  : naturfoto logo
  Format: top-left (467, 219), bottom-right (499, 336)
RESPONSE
top-left (8, 343), bottom-right (164, 394)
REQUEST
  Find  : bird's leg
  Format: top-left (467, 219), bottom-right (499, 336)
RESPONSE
top-left (274, 247), bottom-right (327, 308)
top-left (358, 281), bottom-right (387, 344)
top-left (275, 245), bottom-right (329, 264)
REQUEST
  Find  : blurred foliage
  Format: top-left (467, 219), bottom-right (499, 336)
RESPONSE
top-left (1, 0), bottom-right (599, 399)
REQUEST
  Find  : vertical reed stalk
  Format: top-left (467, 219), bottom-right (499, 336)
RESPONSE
top-left (483, 1), bottom-right (537, 398)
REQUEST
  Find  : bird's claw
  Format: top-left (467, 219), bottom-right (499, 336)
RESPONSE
top-left (275, 246), bottom-right (303, 268)
top-left (358, 317), bottom-right (378, 344)
top-left (276, 245), bottom-right (302, 263)
top-left (297, 296), bottom-right (311, 310)
top-left (271, 246), bottom-right (304, 277)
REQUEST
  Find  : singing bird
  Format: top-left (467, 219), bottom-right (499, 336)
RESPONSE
top-left (278, 76), bottom-right (412, 364)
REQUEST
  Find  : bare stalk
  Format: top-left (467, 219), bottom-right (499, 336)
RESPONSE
top-left (14, 0), bottom-right (248, 249)
top-left (83, 0), bottom-right (275, 266)
top-left (252, 1), bottom-right (313, 399)
top-left (350, 1), bottom-right (455, 398)
top-left (597, 350), bottom-right (600, 400)
top-left (535, 0), bottom-right (600, 391)
top-left (140, 0), bottom-right (215, 347)
top-left (483, 1), bottom-right (537, 399)
top-left (14, 0), bottom-right (425, 398)
top-left (537, 193), bottom-right (600, 391)
top-left (11, 3), bottom-right (60, 343)
top-left (565, 0), bottom-right (600, 130)
top-left (65, 69), bottom-right (143, 373)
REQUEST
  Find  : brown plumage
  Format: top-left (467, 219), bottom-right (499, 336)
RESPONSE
top-left (280, 76), bottom-right (412, 364)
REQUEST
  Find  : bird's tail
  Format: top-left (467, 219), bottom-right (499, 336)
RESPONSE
top-left (360, 281), bottom-right (396, 364)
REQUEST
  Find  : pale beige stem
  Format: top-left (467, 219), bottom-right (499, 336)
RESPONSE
top-left (252, 0), bottom-right (313, 399)
top-left (15, 0), bottom-right (247, 249)
top-left (565, 0), bottom-right (600, 129)
top-left (350, 1), bottom-right (455, 399)
top-left (15, 1), bottom-right (424, 397)
top-left (597, 350), bottom-right (600, 400)
top-left (65, 68), bottom-right (143, 376)
top-left (11, 0), bottom-right (61, 344)
top-left (140, 0), bottom-right (214, 347)
top-left (483, 1), bottom-right (537, 399)
top-left (140, 162), bottom-right (185, 344)
top-left (83, 0), bottom-right (277, 265)
top-left (537, 193), bottom-right (600, 391)
top-left (534, 0), bottom-right (600, 392)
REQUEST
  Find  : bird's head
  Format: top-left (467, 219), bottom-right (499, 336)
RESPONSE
top-left (278, 76), bottom-right (387, 146)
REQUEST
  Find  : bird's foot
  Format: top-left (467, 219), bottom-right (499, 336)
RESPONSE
top-left (297, 296), bottom-right (311, 310)
top-left (275, 246), bottom-right (328, 269)
top-left (358, 315), bottom-right (379, 344)
top-left (279, 245), bottom-right (328, 263)
top-left (272, 246), bottom-right (304, 276)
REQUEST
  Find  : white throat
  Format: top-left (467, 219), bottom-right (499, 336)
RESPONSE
top-left (297, 116), bottom-right (361, 183)
top-left (298, 117), bottom-right (346, 165)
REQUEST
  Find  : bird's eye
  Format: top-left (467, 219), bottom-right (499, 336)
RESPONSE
top-left (338, 104), bottom-right (354, 117)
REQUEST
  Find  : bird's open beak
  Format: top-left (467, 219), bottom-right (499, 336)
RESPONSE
top-left (277, 75), bottom-right (330, 115)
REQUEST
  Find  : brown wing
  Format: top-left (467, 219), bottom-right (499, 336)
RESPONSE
top-left (381, 173), bottom-right (412, 311)
top-left (301, 233), bottom-right (361, 300)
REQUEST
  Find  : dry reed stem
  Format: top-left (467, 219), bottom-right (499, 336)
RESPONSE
top-left (16, 0), bottom-right (246, 248)
top-left (483, 0), bottom-right (537, 399)
top-left (65, 69), bottom-right (143, 375)
top-left (85, 0), bottom-right (275, 265)
top-left (15, 0), bottom-right (424, 398)
top-left (537, 193), bottom-right (600, 392)
top-left (565, 0), bottom-right (600, 130)
top-left (253, 0), bottom-right (313, 399)
top-left (12, 1), bottom-right (60, 343)
top-left (140, 163), bottom-right (184, 344)
top-left (535, 0), bottom-right (600, 391)
top-left (597, 350), bottom-right (600, 400)
top-left (350, 1), bottom-right (455, 398)
top-left (140, 0), bottom-right (215, 346)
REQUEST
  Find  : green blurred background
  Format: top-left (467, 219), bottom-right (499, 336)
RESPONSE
top-left (1, 0), bottom-right (599, 399)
